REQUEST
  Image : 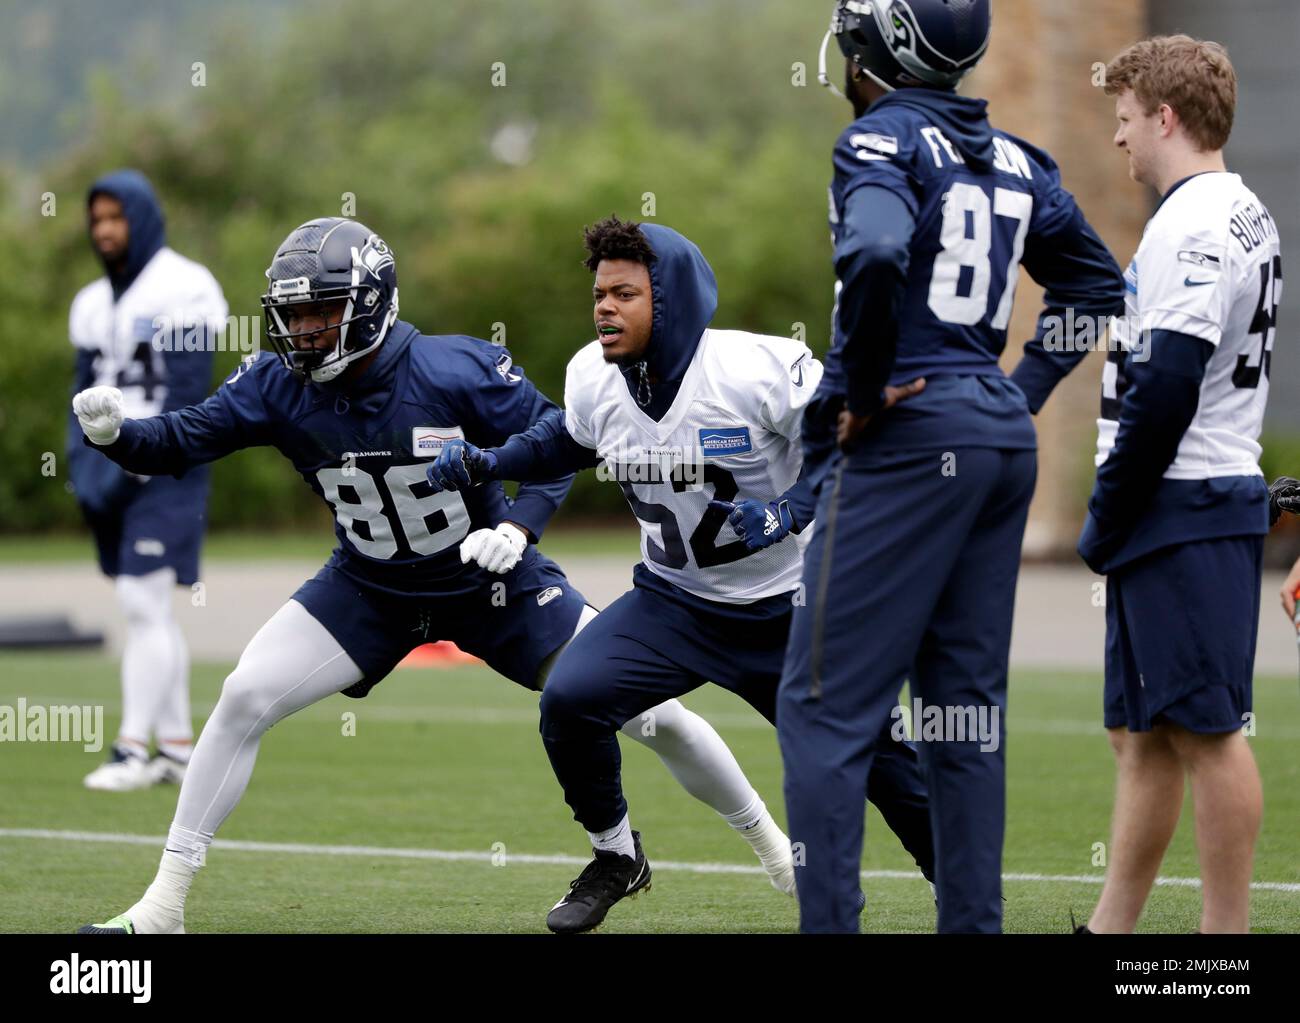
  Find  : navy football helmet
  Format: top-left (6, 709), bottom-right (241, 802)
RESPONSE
top-left (818, 0), bottom-right (991, 96)
top-left (261, 217), bottom-right (399, 383)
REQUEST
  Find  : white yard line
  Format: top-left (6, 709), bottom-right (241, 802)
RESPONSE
top-left (2, 828), bottom-right (1297, 893)
top-left (14, 695), bottom-right (1300, 740)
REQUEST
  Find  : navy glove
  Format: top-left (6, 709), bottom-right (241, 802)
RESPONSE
top-left (709, 498), bottom-right (795, 551)
top-left (1268, 476), bottom-right (1300, 527)
top-left (426, 439), bottom-right (499, 492)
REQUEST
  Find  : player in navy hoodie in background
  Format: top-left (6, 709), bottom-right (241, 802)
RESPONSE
top-left (70, 170), bottom-right (227, 792)
top-left (779, 1), bottom-right (1126, 933)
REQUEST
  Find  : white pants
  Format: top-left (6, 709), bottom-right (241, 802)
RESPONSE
top-left (116, 567), bottom-right (191, 746)
top-left (164, 598), bottom-right (757, 866)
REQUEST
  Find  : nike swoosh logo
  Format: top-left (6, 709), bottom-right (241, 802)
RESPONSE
top-left (626, 867), bottom-right (647, 892)
top-left (1185, 277), bottom-right (1215, 287)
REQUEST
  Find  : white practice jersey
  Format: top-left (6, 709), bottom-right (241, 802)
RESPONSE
top-left (1099, 172), bottom-right (1281, 478)
top-left (70, 247), bottom-right (228, 421)
top-left (565, 328), bottom-right (823, 603)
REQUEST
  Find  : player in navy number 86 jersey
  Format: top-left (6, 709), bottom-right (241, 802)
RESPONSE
top-left (780, 0), bottom-right (1127, 933)
top-left (71, 217), bottom-right (799, 934)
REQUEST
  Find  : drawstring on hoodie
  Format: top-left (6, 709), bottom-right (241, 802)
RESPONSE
top-left (618, 223), bottom-right (718, 422)
top-left (334, 395), bottom-right (350, 415)
top-left (633, 362), bottom-right (652, 408)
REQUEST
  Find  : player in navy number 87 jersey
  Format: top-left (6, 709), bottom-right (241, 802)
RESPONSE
top-left (71, 217), bottom-right (800, 934)
top-left (780, 0), bottom-right (1126, 933)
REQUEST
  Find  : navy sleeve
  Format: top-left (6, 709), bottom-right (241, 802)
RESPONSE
top-left (1009, 171), bottom-right (1126, 414)
top-left (67, 348), bottom-right (134, 514)
top-left (833, 121), bottom-right (921, 219)
top-left (67, 348), bottom-right (96, 470)
top-left (800, 357), bottom-right (844, 506)
top-left (493, 408), bottom-right (603, 482)
top-left (835, 185), bottom-right (916, 417)
top-left (159, 324), bottom-right (218, 413)
top-left (90, 357), bottom-right (272, 477)
top-left (1077, 329), bottom-right (1214, 572)
top-left (459, 346), bottom-right (581, 542)
top-left (777, 462), bottom-right (818, 534)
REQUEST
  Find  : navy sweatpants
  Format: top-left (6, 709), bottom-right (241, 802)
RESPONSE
top-left (779, 445), bottom-right (1036, 933)
top-left (539, 563), bottom-right (935, 881)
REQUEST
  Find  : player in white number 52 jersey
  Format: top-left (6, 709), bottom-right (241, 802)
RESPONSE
top-left (428, 217), bottom-right (936, 933)
top-left (1076, 36), bottom-right (1279, 934)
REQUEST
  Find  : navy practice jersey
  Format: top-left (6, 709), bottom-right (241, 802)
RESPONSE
top-left (92, 321), bottom-right (572, 597)
top-left (821, 90), bottom-right (1123, 451)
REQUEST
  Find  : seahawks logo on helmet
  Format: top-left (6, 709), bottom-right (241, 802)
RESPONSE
top-left (820, 0), bottom-right (990, 96)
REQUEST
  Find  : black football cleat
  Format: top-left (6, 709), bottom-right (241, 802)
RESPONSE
top-left (547, 830), bottom-right (652, 934)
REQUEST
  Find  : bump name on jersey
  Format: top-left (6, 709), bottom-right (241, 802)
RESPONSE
top-left (1229, 201), bottom-right (1277, 255)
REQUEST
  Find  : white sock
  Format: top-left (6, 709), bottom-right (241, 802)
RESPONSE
top-left (724, 795), bottom-right (787, 860)
top-left (721, 794), bottom-right (766, 833)
top-left (724, 796), bottom-right (795, 894)
top-left (114, 736), bottom-right (150, 760)
top-left (621, 699), bottom-right (758, 815)
top-left (157, 740), bottom-right (193, 764)
top-left (587, 814), bottom-right (635, 859)
top-left (125, 851), bottom-right (195, 933)
top-left (163, 822), bottom-right (211, 870)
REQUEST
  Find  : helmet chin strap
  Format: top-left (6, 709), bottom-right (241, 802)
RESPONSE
top-left (308, 287), bottom-right (399, 384)
top-left (858, 62), bottom-right (896, 94)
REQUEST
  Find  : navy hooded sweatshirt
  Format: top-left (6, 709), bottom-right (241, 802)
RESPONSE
top-left (490, 223), bottom-right (820, 528)
top-left (66, 170), bottom-right (173, 515)
top-left (813, 87), bottom-right (1125, 455)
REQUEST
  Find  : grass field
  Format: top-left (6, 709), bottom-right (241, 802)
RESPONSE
top-left (1, 651), bottom-right (1297, 933)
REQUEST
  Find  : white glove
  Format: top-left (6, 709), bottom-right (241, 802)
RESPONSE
top-left (459, 523), bottom-right (528, 574)
top-left (72, 386), bottom-right (125, 445)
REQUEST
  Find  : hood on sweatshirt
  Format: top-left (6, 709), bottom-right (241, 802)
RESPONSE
top-left (87, 169), bottom-right (167, 300)
top-left (309, 318), bottom-right (418, 418)
top-left (872, 88), bottom-right (995, 173)
top-left (622, 224), bottom-right (718, 421)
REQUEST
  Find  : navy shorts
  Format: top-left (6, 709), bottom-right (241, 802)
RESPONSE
top-left (89, 472), bottom-right (209, 585)
top-left (293, 547), bottom-right (589, 697)
top-left (1104, 535), bottom-right (1262, 734)
top-left (542, 563), bottom-right (793, 727)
